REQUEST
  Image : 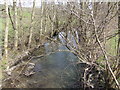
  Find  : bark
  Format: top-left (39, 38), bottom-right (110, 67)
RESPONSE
top-left (44, 3), bottom-right (47, 33)
top-left (18, 0), bottom-right (24, 50)
top-left (48, 3), bottom-right (55, 37)
top-left (28, 0), bottom-right (36, 49)
top-left (40, 0), bottom-right (45, 37)
top-left (4, 0), bottom-right (9, 61)
top-left (13, 0), bottom-right (18, 50)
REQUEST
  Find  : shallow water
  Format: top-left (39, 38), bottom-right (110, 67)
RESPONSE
top-left (2, 42), bottom-right (81, 88)
top-left (10, 43), bottom-right (79, 88)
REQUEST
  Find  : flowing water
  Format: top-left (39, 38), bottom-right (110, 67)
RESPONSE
top-left (2, 33), bottom-right (105, 88)
top-left (6, 43), bottom-right (81, 88)
top-left (3, 33), bottom-right (85, 88)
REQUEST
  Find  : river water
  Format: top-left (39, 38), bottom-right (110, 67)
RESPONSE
top-left (2, 33), bottom-right (106, 88)
top-left (27, 44), bottom-right (79, 88)
top-left (5, 43), bottom-right (81, 88)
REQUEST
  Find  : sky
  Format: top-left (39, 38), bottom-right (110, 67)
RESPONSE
top-left (0, 0), bottom-right (69, 7)
top-left (0, 0), bottom-right (119, 7)
top-left (0, 0), bottom-right (41, 7)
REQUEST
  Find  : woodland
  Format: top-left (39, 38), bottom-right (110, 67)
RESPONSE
top-left (0, 0), bottom-right (120, 89)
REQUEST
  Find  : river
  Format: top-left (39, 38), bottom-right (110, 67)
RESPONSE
top-left (25, 44), bottom-right (79, 88)
top-left (3, 42), bottom-right (82, 88)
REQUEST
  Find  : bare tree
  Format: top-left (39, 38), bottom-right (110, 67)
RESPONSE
top-left (57, 2), bottom-right (119, 88)
top-left (4, 0), bottom-right (9, 61)
top-left (18, 0), bottom-right (23, 48)
top-left (40, 0), bottom-right (45, 37)
top-left (28, 0), bottom-right (36, 49)
top-left (13, 0), bottom-right (18, 50)
top-left (2, 1), bottom-right (120, 89)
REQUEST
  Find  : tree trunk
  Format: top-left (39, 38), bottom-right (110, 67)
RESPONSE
top-left (13, 0), bottom-right (18, 50)
top-left (4, 0), bottom-right (9, 62)
top-left (18, 0), bottom-right (24, 50)
top-left (40, 0), bottom-right (45, 37)
top-left (28, 0), bottom-right (36, 49)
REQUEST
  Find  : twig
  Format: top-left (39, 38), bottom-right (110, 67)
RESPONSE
top-left (92, 15), bottom-right (120, 89)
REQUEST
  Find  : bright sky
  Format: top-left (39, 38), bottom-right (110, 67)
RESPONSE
top-left (0, 0), bottom-right (70, 7)
top-left (0, 0), bottom-right (119, 7)
top-left (0, 0), bottom-right (41, 7)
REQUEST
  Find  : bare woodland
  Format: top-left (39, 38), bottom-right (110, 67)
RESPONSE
top-left (0, 0), bottom-right (120, 89)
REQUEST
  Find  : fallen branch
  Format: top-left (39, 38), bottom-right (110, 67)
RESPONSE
top-left (9, 44), bottom-right (44, 68)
